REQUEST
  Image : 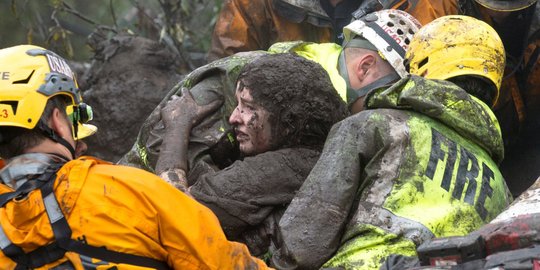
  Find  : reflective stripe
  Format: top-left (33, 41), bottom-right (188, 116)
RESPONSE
top-left (0, 223), bottom-right (12, 249)
top-left (44, 192), bottom-right (64, 223)
top-left (0, 153), bottom-right (53, 189)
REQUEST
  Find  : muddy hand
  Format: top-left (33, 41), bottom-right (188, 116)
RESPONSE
top-left (161, 87), bottom-right (223, 128)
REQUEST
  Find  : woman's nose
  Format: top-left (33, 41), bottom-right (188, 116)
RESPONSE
top-left (229, 107), bottom-right (241, 125)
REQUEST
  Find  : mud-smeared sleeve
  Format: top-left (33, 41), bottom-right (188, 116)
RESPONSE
top-left (271, 113), bottom-right (379, 269)
top-left (207, 0), bottom-right (269, 61)
top-left (118, 72), bottom-right (230, 173)
top-left (141, 171), bottom-right (269, 269)
top-left (189, 148), bottom-right (320, 238)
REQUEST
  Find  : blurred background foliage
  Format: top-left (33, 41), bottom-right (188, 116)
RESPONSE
top-left (0, 0), bottom-right (222, 66)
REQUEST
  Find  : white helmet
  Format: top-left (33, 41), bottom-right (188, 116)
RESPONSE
top-left (342, 9), bottom-right (421, 78)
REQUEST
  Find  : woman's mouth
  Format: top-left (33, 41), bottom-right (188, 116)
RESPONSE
top-left (235, 130), bottom-right (249, 142)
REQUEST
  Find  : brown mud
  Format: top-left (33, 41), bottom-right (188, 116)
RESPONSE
top-left (79, 33), bottom-right (183, 162)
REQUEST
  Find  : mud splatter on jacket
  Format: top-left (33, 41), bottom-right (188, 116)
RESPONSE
top-left (272, 76), bottom-right (512, 270)
top-left (0, 154), bottom-right (268, 269)
top-left (189, 148), bottom-right (322, 256)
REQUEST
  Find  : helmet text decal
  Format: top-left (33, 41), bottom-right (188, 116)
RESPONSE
top-left (45, 54), bottom-right (74, 80)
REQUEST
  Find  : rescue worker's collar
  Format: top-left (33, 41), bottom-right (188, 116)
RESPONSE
top-left (0, 153), bottom-right (67, 189)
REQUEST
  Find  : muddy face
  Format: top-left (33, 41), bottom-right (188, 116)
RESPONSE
top-left (229, 84), bottom-right (272, 156)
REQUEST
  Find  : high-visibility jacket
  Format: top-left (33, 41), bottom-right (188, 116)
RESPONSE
top-left (0, 154), bottom-right (269, 269)
top-left (272, 76), bottom-right (512, 269)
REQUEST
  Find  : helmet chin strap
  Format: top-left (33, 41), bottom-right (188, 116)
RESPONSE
top-left (37, 120), bottom-right (76, 160)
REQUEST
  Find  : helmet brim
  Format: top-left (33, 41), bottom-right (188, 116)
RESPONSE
top-left (77, 123), bottom-right (97, 139)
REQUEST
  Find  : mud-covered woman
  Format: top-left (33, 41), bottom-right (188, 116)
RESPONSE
top-left (154, 53), bottom-right (348, 255)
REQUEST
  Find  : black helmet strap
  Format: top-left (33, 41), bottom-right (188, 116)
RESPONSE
top-left (37, 120), bottom-right (75, 159)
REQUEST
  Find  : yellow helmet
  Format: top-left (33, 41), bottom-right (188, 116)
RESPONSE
top-left (0, 45), bottom-right (96, 140)
top-left (406, 15), bottom-right (505, 106)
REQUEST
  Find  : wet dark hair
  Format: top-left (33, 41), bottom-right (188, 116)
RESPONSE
top-left (237, 53), bottom-right (348, 150)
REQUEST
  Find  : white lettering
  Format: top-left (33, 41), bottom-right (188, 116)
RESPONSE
top-left (46, 54), bottom-right (73, 79)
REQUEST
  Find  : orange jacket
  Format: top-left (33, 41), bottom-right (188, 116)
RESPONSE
top-left (0, 156), bottom-right (269, 269)
top-left (390, 0), bottom-right (458, 25)
top-left (207, 0), bottom-right (332, 61)
top-left (207, 0), bottom-right (459, 61)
